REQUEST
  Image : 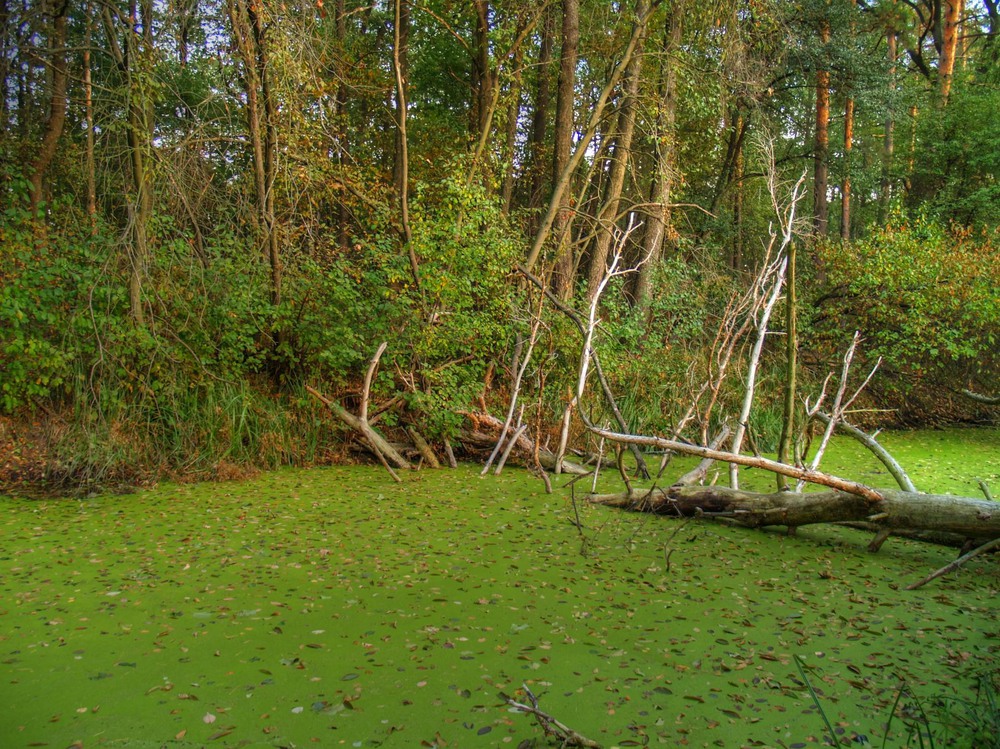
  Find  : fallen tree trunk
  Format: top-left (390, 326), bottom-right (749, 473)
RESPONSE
top-left (307, 384), bottom-right (412, 473)
top-left (458, 426), bottom-right (589, 476)
top-left (588, 485), bottom-right (1000, 540)
top-left (961, 389), bottom-right (1000, 406)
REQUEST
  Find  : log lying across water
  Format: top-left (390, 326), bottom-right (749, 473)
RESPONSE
top-left (588, 485), bottom-right (1000, 540)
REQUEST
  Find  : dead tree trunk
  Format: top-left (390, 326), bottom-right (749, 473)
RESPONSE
top-left (589, 485), bottom-right (1000, 541)
top-left (307, 344), bottom-right (412, 476)
top-left (461, 411), bottom-right (589, 476)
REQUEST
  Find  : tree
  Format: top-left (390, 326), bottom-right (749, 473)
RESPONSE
top-left (548, 0), bottom-right (579, 299)
top-left (814, 8), bottom-right (831, 235)
top-left (938, 0), bottom-right (963, 106)
top-left (226, 0), bottom-right (282, 305)
top-left (101, 0), bottom-right (156, 324)
top-left (585, 0), bottom-right (648, 301)
top-left (26, 0), bottom-right (68, 211)
top-left (633, 3), bottom-right (683, 307)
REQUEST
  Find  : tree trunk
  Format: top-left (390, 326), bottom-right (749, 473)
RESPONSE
top-left (634, 7), bottom-right (682, 306)
top-left (525, 6), bottom-right (553, 218)
top-left (392, 0), bottom-right (420, 290)
top-left (549, 0), bottom-right (579, 299)
top-left (102, 0), bottom-right (154, 325)
top-left (585, 0), bottom-right (647, 301)
top-left (501, 26), bottom-right (526, 213)
top-left (524, 1), bottom-right (653, 275)
top-left (841, 94), bottom-right (854, 240)
top-left (879, 29), bottom-right (896, 225)
top-left (813, 18), bottom-right (830, 236)
top-left (841, 0), bottom-right (856, 241)
top-left (938, 0), bottom-right (962, 107)
top-left (227, 0), bottom-right (282, 304)
top-left (472, 0), bottom-right (492, 144)
top-left (731, 113), bottom-right (745, 269)
top-left (84, 0), bottom-right (96, 221)
top-left (707, 110), bottom-right (749, 216)
top-left (775, 241), bottom-right (797, 491)
top-left (0, 0), bottom-right (10, 129)
top-left (588, 485), bottom-right (1000, 541)
top-left (27, 0), bottom-right (68, 211)
top-left (334, 0), bottom-right (350, 250)
top-left (249, 0), bottom-right (281, 305)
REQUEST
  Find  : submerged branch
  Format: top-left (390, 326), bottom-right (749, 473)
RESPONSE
top-left (501, 684), bottom-right (601, 748)
top-left (906, 535), bottom-right (1000, 590)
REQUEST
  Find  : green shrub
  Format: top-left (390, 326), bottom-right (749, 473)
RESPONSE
top-left (814, 216), bottom-right (999, 412)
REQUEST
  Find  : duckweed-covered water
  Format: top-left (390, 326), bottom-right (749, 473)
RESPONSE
top-left (2, 429), bottom-right (998, 748)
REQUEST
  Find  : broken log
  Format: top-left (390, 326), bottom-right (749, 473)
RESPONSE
top-left (459, 428), bottom-right (589, 476)
top-left (407, 427), bottom-right (441, 469)
top-left (961, 389), bottom-right (1000, 406)
top-left (588, 485), bottom-right (1000, 540)
top-left (307, 384), bottom-right (412, 473)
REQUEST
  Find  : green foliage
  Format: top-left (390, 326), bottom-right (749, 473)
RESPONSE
top-left (598, 257), bottom-right (711, 433)
top-left (0, 169), bottom-right (366, 484)
top-left (272, 253), bottom-right (365, 383)
top-left (2, 0), bottom-right (996, 487)
top-left (930, 671), bottom-right (1000, 749)
top-left (0, 178), bottom-right (104, 411)
top-left (908, 81), bottom-right (1000, 228)
top-left (815, 216), bottom-right (1000, 400)
top-left (409, 170), bottom-right (521, 435)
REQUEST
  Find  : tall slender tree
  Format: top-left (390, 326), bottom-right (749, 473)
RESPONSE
top-left (227, 0), bottom-right (282, 304)
top-left (525, 7), bottom-right (554, 216)
top-left (813, 11), bottom-right (831, 236)
top-left (549, 0), bottom-right (579, 299)
top-left (101, 0), bottom-right (155, 324)
top-left (938, 0), bottom-right (963, 106)
top-left (634, 2), bottom-right (682, 307)
top-left (585, 0), bottom-right (648, 300)
top-left (26, 0), bottom-right (68, 211)
top-left (879, 24), bottom-right (897, 225)
top-left (840, 0), bottom-right (857, 241)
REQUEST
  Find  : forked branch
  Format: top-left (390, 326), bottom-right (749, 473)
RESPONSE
top-left (501, 684), bottom-right (601, 748)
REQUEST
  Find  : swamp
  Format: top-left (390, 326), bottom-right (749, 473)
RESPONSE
top-left (3, 428), bottom-right (998, 749)
top-left (2, 1), bottom-right (999, 746)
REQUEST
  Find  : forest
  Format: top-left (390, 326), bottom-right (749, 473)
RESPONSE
top-left (0, 0), bottom-right (998, 492)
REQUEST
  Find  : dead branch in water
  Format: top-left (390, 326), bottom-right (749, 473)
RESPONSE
top-left (501, 684), bottom-right (601, 748)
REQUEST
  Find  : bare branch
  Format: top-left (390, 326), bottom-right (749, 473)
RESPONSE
top-left (813, 412), bottom-right (917, 494)
top-left (501, 685), bottom-right (601, 748)
top-left (587, 425), bottom-right (885, 502)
